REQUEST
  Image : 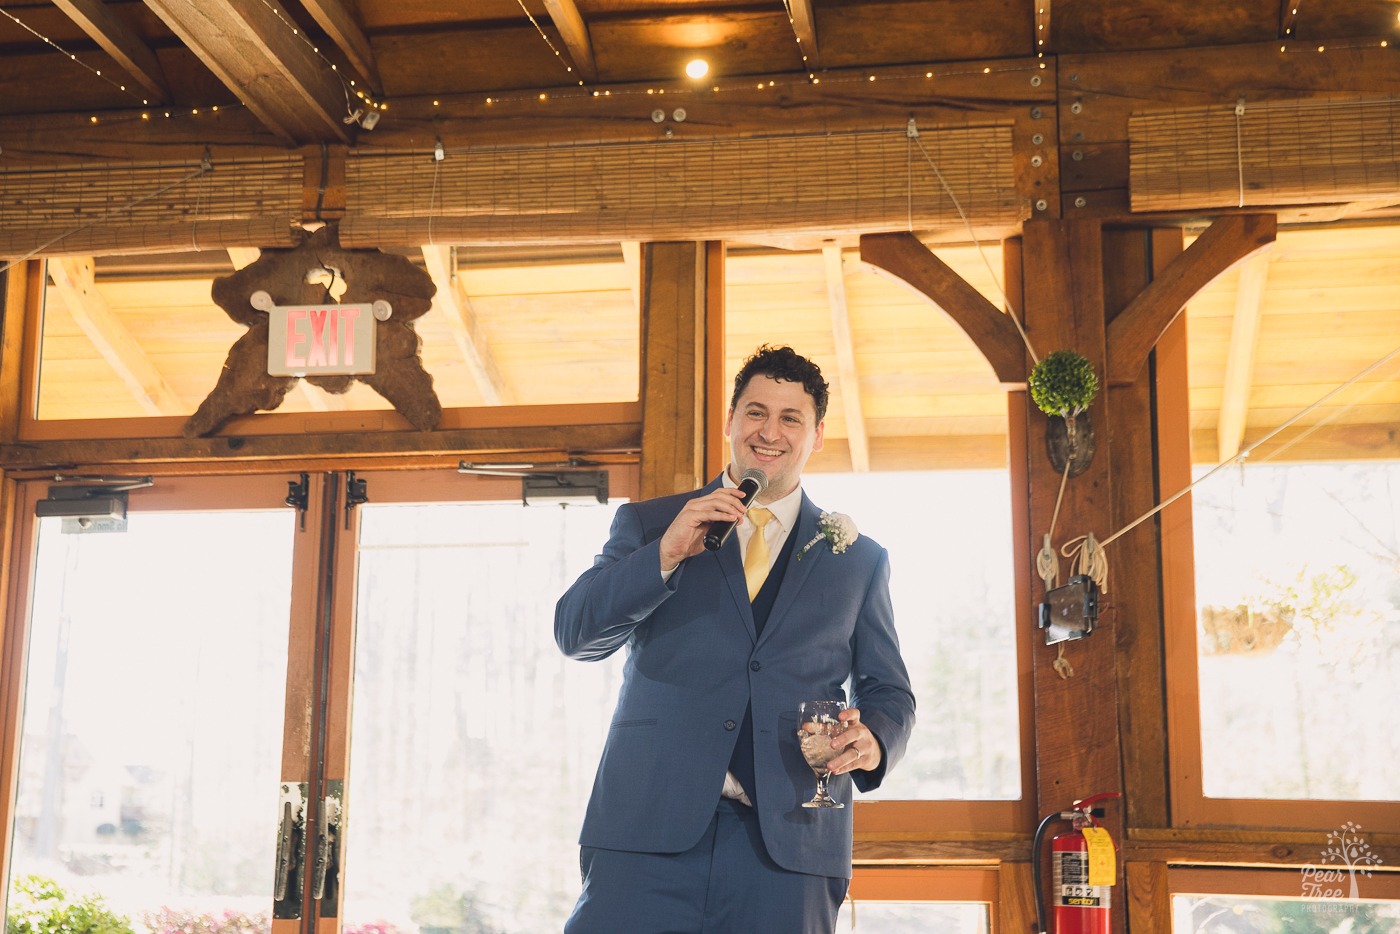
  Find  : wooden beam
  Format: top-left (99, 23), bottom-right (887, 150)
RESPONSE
top-left (859, 232), bottom-right (1028, 386)
top-left (822, 243), bottom-right (869, 472)
top-left (542, 0), bottom-right (599, 83)
top-left (704, 242), bottom-right (727, 482)
top-left (141, 0), bottom-right (351, 145)
top-left (786, 0), bottom-right (821, 70)
top-left (1105, 214), bottom-right (1277, 384)
top-left (0, 263), bottom-right (35, 443)
top-left (299, 0), bottom-right (383, 94)
top-left (47, 257), bottom-right (183, 417)
top-left (0, 421), bottom-right (640, 470)
top-left (420, 246), bottom-right (510, 406)
top-left (1216, 248), bottom-right (1271, 461)
top-left (52, 0), bottom-right (171, 103)
top-left (1015, 218), bottom-right (1127, 932)
top-left (639, 241), bottom-right (706, 499)
top-left (1126, 862), bottom-right (1171, 934)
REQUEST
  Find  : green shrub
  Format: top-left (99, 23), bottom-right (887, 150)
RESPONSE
top-left (5, 876), bottom-right (134, 934)
top-left (1029, 350), bottom-right (1099, 418)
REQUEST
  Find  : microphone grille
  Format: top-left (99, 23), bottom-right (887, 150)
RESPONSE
top-left (740, 467), bottom-right (769, 493)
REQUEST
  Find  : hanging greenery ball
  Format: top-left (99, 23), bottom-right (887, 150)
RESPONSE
top-left (1029, 350), bottom-right (1099, 418)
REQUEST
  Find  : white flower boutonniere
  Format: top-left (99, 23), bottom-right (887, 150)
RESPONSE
top-left (796, 511), bottom-right (859, 560)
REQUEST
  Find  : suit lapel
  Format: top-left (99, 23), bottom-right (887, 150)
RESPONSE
top-left (687, 473), bottom-right (759, 642)
top-left (755, 494), bottom-right (822, 648)
top-left (718, 537), bottom-right (757, 642)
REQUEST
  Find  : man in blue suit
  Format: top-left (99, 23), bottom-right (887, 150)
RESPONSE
top-left (556, 345), bottom-right (916, 934)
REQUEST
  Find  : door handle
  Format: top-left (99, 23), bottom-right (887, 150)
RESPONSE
top-left (313, 780), bottom-right (344, 909)
top-left (273, 783), bottom-right (308, 919)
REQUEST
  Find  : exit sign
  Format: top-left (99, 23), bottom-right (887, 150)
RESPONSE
top-left (267, 303), bottom-right (377, 377)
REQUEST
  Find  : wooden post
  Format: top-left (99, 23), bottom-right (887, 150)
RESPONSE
top-left (704, 241), bottom-right (727, 482)
top-left (639, 241), bottom-right (708, 500)
top-left (0, 263), bottom-right (32, 444)
top-left (1103, 227), bottom-right (1182, 834)
top-left (1015, 218), bottom-right (1127, 930)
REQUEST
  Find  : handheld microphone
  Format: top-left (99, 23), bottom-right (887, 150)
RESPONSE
top-left (703, 468), bottom-right (769, 551)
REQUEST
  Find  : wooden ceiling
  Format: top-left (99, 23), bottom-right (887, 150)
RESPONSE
top-left (3, 1), bottom-right (1400, 130)
top-left (4, 1), bottom-right (1400, 470)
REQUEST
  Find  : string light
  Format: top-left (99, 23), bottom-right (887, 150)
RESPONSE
top-left (372, 60), bottom-right (1052, 112)
top-left (514, 0), bottom-right (586, 87)
top-left (251, 0), bottom-right (367, 120)
top-left (0, 7), bottom-right (151, 106)
top-left (778, 0), bottom-right (812, 73)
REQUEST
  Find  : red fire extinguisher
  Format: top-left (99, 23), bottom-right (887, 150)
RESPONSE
top-left (1034, 792), bottom-right (1121, 934)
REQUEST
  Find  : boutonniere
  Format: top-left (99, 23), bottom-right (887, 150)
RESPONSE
top-left (796, 511), bottom-right (858, 560)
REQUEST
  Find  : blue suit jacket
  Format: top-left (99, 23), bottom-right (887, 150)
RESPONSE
top-left (555, 477), bottom-right (916, 879)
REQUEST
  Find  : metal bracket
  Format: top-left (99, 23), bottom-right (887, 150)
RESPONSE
top-left (313, 780), bottom-right (344, 913)
top-left (36, 476), bottom-right (153, 534)
top-left (286, 472), bottom-right (310, 532)
top-left (344, 471), bottom-right (368, 529)
top-left (273, 782), bottom-right (309, 919)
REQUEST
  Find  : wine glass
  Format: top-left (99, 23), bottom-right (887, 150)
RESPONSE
top-left (797, 700), bottom-right (847, 809)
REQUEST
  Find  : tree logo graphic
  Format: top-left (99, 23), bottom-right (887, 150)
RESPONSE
top-left (1300, 821), bottom-right (1384, 900)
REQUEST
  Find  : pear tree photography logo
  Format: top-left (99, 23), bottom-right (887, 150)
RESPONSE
top-left (1300, 821), bottom-right (1383, 909)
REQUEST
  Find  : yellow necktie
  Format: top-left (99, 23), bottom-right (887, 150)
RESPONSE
top-left (744, 507), bottom-right (774, 601)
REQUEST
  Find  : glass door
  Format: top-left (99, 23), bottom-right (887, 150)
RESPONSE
top-left (3, 466), bottom-right (635, 934)
top-left (2, 474), bottom-right (328, 934)
top-left (327, 469), bottom-right (632, 934)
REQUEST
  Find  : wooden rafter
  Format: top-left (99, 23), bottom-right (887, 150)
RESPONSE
top-left (1106, 214), bottom-right (1277, 384)
top-left (300, 0), bottom-right (383, 95)
top-left (420, 246), bottom-right (510, 405)
top-left (53, 0), bottom-right (170, 103)
top-left (1216, 248), bottom-right (1271, 461)
top-left (542, 0), bottom-right (599, 83)
top-left (48, 257), bottom-right (183, 417)
top-left (786, 0), bottom-right (821, 70)
top-left (142, 0), bottom-right (351, 145)
top-left (859, 232), bottom-right (1027, 386)
top-left (822, 244), bottom-right (869, 471)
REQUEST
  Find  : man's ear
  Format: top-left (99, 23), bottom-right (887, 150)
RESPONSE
top-left (723, 407), bottom-right (735, 438)
top-left (813, 419), bottom-right (825, 451)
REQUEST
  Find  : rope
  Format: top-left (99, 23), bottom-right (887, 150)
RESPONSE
top-left (1061, 532), bottom-right (1108, 592)
top-left (908, 118), bottom-right (1040, 365)
top-left (1036, 458), bottom-right (1073, 589)
top-left (1095, 341), bottom-right (1400, 552)
top-left (1053, 643), bottom-right (1074, 679)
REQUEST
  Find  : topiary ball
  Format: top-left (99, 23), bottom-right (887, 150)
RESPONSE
top-left (1029, 350), bottom-right (1099, 418)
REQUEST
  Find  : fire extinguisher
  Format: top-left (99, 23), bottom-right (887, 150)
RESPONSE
top-left (1033, 792), bottom-right (1121, 934)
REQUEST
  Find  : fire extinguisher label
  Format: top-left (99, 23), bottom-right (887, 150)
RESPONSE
top-left (1053, 851), bottom-right (1112, 909)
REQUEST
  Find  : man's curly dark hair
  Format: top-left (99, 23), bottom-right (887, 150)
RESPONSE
top-left (730, 345), bottom-right (829, 423)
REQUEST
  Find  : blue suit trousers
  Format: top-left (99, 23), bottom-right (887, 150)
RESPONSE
top-left (565, 799), bottom-right (848, 934)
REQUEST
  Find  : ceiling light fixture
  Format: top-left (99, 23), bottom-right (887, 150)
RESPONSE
top-left (685, 59), bottom-right (710, 79)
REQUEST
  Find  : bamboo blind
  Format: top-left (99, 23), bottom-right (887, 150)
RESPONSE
top-left (0, 155), bottom-right (302, 258)
top-left (340, 125), bottom-right (1023, 247)
top-left (1131, 96), bottom-right (1400, 212)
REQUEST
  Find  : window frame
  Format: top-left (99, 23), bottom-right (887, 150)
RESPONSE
top-left (1159, 307), bottom-right (1400, 831)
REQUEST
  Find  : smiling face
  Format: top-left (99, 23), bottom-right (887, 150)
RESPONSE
top-left (725, 374), bottom-right (825, 502)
